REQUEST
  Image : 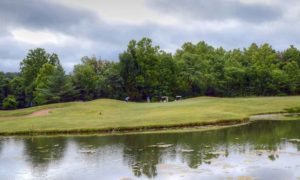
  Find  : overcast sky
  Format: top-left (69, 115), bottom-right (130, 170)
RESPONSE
top-left (1, 0), bottom-right (300, 72)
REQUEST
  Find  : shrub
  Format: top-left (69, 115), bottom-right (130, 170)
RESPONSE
top-left (3, 95), bottom-right (18, 110)
top-left (285, 107), bottom-right (300, 113)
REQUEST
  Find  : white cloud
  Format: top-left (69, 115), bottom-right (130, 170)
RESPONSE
top-left (51, 0), bottom-right (178, 26)
top-left (11, 29), bottom-right (76, 46)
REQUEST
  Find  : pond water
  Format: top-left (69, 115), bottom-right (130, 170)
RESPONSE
top-left (1, 121), bottom-right (300, 180)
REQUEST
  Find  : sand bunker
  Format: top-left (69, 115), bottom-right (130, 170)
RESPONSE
top-left (0, 108), bottom-right (54, 121)
top-left (27, 109), bottom-right (52, 117)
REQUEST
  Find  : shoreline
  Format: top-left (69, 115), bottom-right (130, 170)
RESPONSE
top-left (0, 118), bottom-right (249, 136)
top-left (0, 113), bottom-right (300, 137)
top-left (1, 113), bottom-right (299, 137)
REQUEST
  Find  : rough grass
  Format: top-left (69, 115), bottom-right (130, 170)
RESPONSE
top-left (0, 96), bottom-right (299, 135)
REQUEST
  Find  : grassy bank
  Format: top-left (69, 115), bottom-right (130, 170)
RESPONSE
top-left (0, 96), bottom-right (299, 135)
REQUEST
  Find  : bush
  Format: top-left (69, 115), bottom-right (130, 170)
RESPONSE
top-left (3, 95), bottom-right (18, 110)
top-left (285, 107), bottom-right (300, 113)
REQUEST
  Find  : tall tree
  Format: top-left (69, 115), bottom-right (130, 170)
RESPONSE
top-left (34, 63), bottom-right (75, 105)
top-left (0, 72), bottom-right (9, 109)
top-left (8, 76), bottom-right (26, 108)
top-left (223, 49), bottom-right (246, 96)
top-left (282, 45), bottom-right (300, 66)
top-left (156, 52), bottom-right (178, 97)
top-left (2, 38), bottom-right (300, 109)
top-left (119, 38), bottom-right (161, 100)
top-left (73, 60), bottom-right (97, 100)
top-left (175, 41), bottom-right (214, 96)
top-left (20, 48), bottom-right (60, 106)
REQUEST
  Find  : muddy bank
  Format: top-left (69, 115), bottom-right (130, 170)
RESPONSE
top-left (250, 113), bottom-right (300, 121)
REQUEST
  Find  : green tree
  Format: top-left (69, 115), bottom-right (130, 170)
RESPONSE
top-left (103, 63), bottom-right (124, 99)
top-left (2, 38), bottom-right (300, 108)
top-left (0, 72), bottom-right (9, 109)
top-left (224, 49), bottom-right (246, 96)
top-left (282, 45), bottom-right (300, 66)
top-left (34, 63), bottom-right (75, 105)
top-left (156, 52), bottom-right (178, 97)
top-left (119, 38), bottom-right (162, 100)
top-left (174, 41), bottom-right (215, 96)
top-left (244, 43), bottom-right (278, 95)
top-left (73, 60), bottom-right (97, 100)
top-left (2, 95), bottom-right (18, 110)
top-left (80, 56), bottom-right (121, 98)
top-left (283, 61), bottom-right (300, 94)
top-left (8, 76), bottom-right (26, 108)
top-left (20, 48), bottom-right (60, 106)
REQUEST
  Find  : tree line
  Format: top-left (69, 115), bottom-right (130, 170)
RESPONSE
top-left (1, 37), bottom-right (300, 109)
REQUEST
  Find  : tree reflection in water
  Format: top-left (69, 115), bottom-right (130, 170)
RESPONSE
top-left (10, 120), bottom-right (300, 179)
top-left (23, 136), bottom-right (68, 171)
top-left (119, 120), bottom-right (300, 178)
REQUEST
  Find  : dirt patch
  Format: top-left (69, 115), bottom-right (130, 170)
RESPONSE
top-left (27, 109), bottom-right (52, 117)
top-left (0, 109), bottom-right (54, 120)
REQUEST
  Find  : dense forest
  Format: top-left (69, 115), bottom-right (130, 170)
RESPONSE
top-left (1, 37), bottom-right (300, 109)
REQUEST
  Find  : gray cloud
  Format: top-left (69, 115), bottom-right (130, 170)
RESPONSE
top-left (0, 0), bottom-right (299, 73)
top-left (0, 0), bottom-right (95, 30)
top-left (147, 0), bottom-right (283, 23)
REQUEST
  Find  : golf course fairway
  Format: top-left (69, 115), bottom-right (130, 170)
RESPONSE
top-left (0, 96), bottom-right (299, 135)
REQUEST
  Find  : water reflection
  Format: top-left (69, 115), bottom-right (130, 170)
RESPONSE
top-left (0, 139), bottom-right (3, 154)
top-left (22, 137), bottom-right (67, 169)
top-left (0, 120), bottom-right (300, 179)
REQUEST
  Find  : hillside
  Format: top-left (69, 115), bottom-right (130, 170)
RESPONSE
top-left (0, 96), bottom-right (300, 135)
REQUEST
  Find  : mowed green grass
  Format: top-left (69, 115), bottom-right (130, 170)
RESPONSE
top-left (0, 96), bottom-right (299, 134)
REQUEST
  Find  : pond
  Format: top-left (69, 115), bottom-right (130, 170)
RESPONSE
top-left (0, 120), bottom-right (300, 179)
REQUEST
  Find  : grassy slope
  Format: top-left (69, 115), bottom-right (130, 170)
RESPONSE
top-left (0, 96), bottom-right (299, 134)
